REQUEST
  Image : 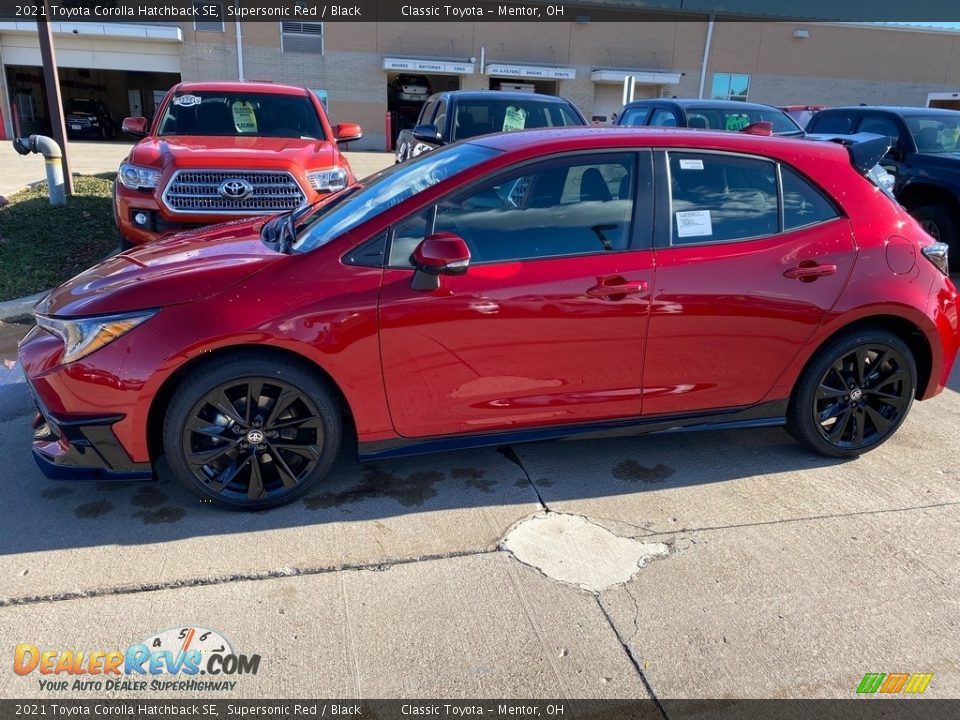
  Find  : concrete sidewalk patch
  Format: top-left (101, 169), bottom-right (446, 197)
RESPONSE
top-left (0, 291), bottom-right (43, 323)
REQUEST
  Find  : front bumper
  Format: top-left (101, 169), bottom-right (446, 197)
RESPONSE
top-left (30, 397), bottom-right (153, 481)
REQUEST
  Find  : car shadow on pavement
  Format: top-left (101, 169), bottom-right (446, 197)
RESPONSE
top-left (0, 386), bottom-right (853, 558)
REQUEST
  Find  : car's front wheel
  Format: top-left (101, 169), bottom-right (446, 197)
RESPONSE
top-left (787, 329), bottom-right (916, 458)
top-left (163, 353), bottom-right (342, 510)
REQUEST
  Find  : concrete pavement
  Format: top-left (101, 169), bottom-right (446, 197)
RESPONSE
top-left (0, 355), bottom-right (957, 700)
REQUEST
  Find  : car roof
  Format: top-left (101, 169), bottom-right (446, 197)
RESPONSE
top-left (467, 126), bottom-right (846, 159)
top-left (170, 81), bottom-right (310, 96)
top-left (818, 106), bottom-right (960, 116)
top-left (430, 90), bottom-right (576, 105)
top-left (624, 99), bottom-right (786, 112)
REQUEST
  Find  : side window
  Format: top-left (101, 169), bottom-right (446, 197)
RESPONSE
top-left (389, 208), bottom-right (434, 267)
top-left (669, 152), bottom-right (778, 244)
top-left (418, 101), bottom-right (436, 126)
top-left (433, 101), bottom-right (447, 135)
top-left (858, 115), bottom-right (901, 144)
top-left (649, 108), bottom-right (678, 127)
top-left (620, 107), bottom-right (650, 127)
top-left (388, 153), bottom-right (641, 266)
top-left (809, 114), bottom-right (854, 134)
top-left (781, 166), bottom-right (840, 231)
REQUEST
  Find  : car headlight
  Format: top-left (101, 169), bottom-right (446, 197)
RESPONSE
top-left (36, 310), bottom-right (157, 364)
top-left (411, 142), bottom-right (434, 158)
top-left (306, 167), bottom-right (348, 192)
top-left (117, 163), bottom-right (161, 191)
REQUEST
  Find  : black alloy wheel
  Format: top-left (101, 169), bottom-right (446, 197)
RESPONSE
top-left (164, 354), bottom-right (341, 510)
top-left (788, 329), bottom-right (916, 457)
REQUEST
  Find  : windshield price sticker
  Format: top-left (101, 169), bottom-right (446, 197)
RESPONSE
top-left (502, 106), bottom-right (528, 132)
top-left (676, 210), bottom-right (713, 238)
top-left (232, 101), bottom-right (258, 133)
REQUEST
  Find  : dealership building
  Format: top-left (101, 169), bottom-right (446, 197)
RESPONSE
top-left (2, 3), bottom-right (960, 149)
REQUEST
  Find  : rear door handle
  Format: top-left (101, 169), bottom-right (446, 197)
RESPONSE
top-left (587, 280), bottom-right (648, 298)
top-left (783, 263), bottom-right (838, 281)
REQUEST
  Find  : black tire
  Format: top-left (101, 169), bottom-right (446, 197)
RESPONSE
top-left (163, 353), bottom-right (342, 510)
top-left (911, 204), bottom-right (957, 270)
top-left (786, 328), bottom-right (916, 458)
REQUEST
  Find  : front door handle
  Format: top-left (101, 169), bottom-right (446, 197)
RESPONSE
top-left (586, 279), bottom-right (648, 298)
top-left (783, 262), bottom-right (838, 281)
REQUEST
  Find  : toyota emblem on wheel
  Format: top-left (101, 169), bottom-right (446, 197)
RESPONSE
top-left (218, 178), bottom-right (254, 200)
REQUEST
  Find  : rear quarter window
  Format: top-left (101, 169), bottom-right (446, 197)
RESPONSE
top-left (809, 114), bottom-right (855, 134)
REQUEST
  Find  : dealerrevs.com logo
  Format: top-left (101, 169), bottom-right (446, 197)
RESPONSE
top-left (14, 627), bottom-right (261, 692)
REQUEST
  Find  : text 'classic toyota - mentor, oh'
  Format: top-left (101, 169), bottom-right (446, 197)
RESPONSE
top-left (21, 128), bottom-right (959, 510)
top-left (114, 81), bottom-right (362, 249)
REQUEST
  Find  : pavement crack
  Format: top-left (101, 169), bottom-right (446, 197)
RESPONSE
top-left (497, 445), bottom-right (551, 512)
top-left (641, 500), bottom-right (960, 538)
top-left (596, 595), bottom-right (669, 720)
top-left (0, 548), bottom-right (497, 608)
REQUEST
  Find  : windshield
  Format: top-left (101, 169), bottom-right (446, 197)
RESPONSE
top-left (157, 91), bottom-right (325, 139)
top-left (905, 114), bottom-right (960, 153)
top-left (291, 143), bottom-right (501, 253)
top-left (452, 99), bottom-right (585, 141)
top-left (685, 106), bottom-right (803, 135)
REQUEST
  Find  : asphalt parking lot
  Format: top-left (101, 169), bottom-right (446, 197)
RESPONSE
top-left (1, 311), bottom-right (958, 700)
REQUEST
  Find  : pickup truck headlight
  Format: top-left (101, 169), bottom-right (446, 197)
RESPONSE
top-left (36, 310), bottom-right (157, 364)
top-left (306, 167), bottom-right (348, 192)
top-left (117, 163), bottom-right (161, 191)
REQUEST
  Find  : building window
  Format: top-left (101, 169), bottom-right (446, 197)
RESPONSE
top-left (711, 73), bottom-right (750, 102)
top-left (193, 1), bottom-right (224, 32)
top-left (281, 22), bottom-right (325, 54)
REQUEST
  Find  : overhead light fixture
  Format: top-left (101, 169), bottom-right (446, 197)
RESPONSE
top-left (793, 29), bottom-right (810, 38)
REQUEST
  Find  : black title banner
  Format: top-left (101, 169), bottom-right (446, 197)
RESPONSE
top-left (1, 0), bottom-right (960, 23)
top-left (3, 699), bottom-right (960, 720)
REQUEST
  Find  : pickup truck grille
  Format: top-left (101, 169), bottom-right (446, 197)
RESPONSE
top-left (163, 170), bottom-right (306, 214)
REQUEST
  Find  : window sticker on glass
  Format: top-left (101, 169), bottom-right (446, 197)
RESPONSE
top-left (679, 159), bottom-right (704, 170)
top-left (232, 101), bottom-right (258, 133)
top-left (725, 114), bottom-right (750, 131)
top-left (676, 210), bottom-right (713, 238)
top-left (173, 94), bottom-right (202, 107)
top-left (502, 106), bottom-right (528, 132)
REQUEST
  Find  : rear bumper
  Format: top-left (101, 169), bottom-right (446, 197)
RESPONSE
top-left (30, 399), bottom-right (153, 481)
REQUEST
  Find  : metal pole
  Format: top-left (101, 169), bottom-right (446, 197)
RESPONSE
top-left (698, 14), bottom-right (716, 100)
top-left (37, 0), bottom-right (73, 196)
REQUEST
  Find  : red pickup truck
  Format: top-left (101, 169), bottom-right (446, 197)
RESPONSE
top-left (114, 81), bottom-right (362, 248)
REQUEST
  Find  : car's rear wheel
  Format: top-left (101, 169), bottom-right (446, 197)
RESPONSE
top-left (787, 329), bottom-right (916, 458)
top-left (163, 353), bottom-right (341, 510)
top-left (911, 204), bottom-right (957, 270)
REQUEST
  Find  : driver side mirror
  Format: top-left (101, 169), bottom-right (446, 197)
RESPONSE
top-left (334, 122), bottom-right (363, 143)
top-left (121, 117), bottom-right (148, 137)
top-left (413, 124), bottom-right (442, 144)
top-left (411, 232), bottom-right (471, 291)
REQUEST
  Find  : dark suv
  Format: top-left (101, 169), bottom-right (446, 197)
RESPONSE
top-left (616, 99), bottom-right (804, 137)
top-left (64, 97), bottom-right (115, 140)
top-left (807, 106), bottom-right (960, 267)
top-left (395, 90), bottom-right (587, 162)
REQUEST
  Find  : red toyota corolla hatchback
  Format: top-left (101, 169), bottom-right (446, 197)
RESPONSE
top-left (19, 128), bottom-right (959, 510)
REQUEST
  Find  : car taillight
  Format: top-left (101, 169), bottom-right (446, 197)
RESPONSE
top-left (921, 242), bottom-right (950, 275)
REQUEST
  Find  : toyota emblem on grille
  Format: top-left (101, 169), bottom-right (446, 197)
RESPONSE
top-left (218, 178), bottom-right (254, 200)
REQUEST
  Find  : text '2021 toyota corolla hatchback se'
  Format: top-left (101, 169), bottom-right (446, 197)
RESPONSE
top-left (20, 128), bottom-right (960, 510)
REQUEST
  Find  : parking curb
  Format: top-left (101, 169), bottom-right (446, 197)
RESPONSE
top-left (0, 291), bottom-right (45, 324)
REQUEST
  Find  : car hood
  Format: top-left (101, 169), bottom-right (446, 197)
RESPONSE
top-left (129, 135), bottom-right (339, 171)
top-left (38, 219), bottom-right (285, 317)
